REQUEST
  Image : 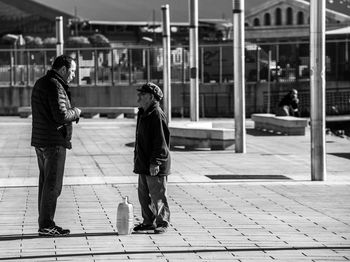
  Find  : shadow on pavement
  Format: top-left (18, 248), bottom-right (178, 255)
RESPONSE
top-left (206, 174), bottom-right (291, 180)
top-left (125, 142), bottom-right (135, 147)
top-left (246, 128), bottom-right (286, 136)
top-left (1, 245), bottom-right (349, 261)
top-left (0, 232), bottom-right (119, 241)
top-left (328, 152), bottom-right (350, 160)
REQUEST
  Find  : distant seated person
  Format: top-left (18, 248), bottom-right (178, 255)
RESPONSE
top-left (276, 89), bottom-right (300, 117)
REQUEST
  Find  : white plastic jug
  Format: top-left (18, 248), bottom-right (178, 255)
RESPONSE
top-left (116, 196), bottom-right (133, 235)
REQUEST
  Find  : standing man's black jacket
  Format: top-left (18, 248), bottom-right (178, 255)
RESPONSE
top-left (133, 102), bottom-right (171, 176)
top-left (31, 70), bottom-right (80, 149)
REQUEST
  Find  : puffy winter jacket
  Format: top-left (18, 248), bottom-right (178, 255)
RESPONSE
top-left (31, 70), bottom-right (80, 149)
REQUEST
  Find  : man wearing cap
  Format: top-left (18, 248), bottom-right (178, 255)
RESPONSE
top-left (133, 82), bottom-right (171, 234)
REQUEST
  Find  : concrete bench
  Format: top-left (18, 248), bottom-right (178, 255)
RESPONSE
top-left (17, 106), bottom-right (138, 119)
top-left (169, 122), bottom-right (234, 150)
top-left (251, 113), bottom-right (308, 135)
top-left (80, 107), bottom-right (138, 119)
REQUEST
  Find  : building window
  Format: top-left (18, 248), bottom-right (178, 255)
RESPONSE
top-left (297, 11), bottom-right (304, 25)
top-left (264, 13), bottom-right (271, 26)
top-left (275, 8), bottom-right (282, 25)
top-left (253, 18), bottom-right (260, 26)
top-left (286, 7), bottom-right (293, 25)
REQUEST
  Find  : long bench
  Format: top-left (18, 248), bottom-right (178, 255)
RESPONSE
top-left (80, 107), bottom-right (138, 118)
top-left (18, 107), bottom-right (32, 118)
top-left (251, 113), bottom-right (308, 135)
top-left (169, 122), bottom-right (235, 150)
top-left (17, 106), bottom-right (138, 119)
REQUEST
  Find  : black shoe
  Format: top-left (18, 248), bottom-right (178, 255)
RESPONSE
top-left (154, 225), bottom-right (168, 234)
top-left (133, 223), bottom-right (155, 232)
top-left (38, 225), bottom-right (70, 236)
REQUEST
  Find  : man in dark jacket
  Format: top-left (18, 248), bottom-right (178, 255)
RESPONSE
top-left (31, 55), bottom-right (81, 236)
top-left (133, 82), bottom-right (171, 234)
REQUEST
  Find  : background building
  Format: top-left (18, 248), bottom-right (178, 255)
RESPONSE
top-left (0, 0), bottom-right (350, 119)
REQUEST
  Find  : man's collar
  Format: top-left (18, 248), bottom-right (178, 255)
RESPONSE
top-left (47, 70), bottom-right (68, 87)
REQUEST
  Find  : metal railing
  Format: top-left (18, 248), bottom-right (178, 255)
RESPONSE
top-left (0, 39), bottom-right (349, 86)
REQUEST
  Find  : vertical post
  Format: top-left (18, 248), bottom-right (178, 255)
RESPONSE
top-left (56, 16), bottom-right (64, 56)
top-left (162, 5), bottom-right (171, 123)
top-left (233, 0), bottom-right (246, 153)
top-left (147, 48), bottom-right (151, 82)
top-left (275, 44), bottom-right (279, 81)
top-left (10, 51), bottom-right (14, 87)
top-left (200, 47), bottom-right (204, 82)
top-left (256, 45), bottom-right (260, 82)
top-left (111, 49), bottom-right (115, 86)
top-left (76, 50), bottom-right (81, 86)
top-left (310, 0), bottom-right (326, 181)
top-left (219, 46), bottom-right (223, 83)
top-left (128, 49), bottom-right (132, 84)
top-left (43, 50), bottom-right (47, 74)
top-left (94, 49), bottom-right (98, 85)
top-left (182, 47), bottom-right (185, 84)
top-left (267, 50), bottom-right (272, 113)
top-left (189, 0), bottom-right (199, 121)
top-left (26, 51), bottom-right (30, 85)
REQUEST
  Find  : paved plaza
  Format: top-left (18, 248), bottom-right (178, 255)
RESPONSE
top-left (0, 116), bottom-right (349, 261)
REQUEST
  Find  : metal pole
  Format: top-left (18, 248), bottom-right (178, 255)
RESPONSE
top-left (76, 50), bottom-right (81, 86)
top-left (128, 49), bottom-right (132, 84)
top-left (162, 5), bottom-right (172, 123)
top-left (189, 0), bottom-right (199, 121)
top-left (267, 50), bottom-right (271, 113)
top-left (55, 16), bottom-right (64, 56)
top-left (147, 48), bottom-right (151, 82)
top-left (200, 47), bottom-right (204, 82)
top-left (94, 49), bottom-right (98, 85)
top-left (256, 45), bottom-right (260, 82)
top-left (26, 51), bottom-right (30, 85)
top-left (43, 51), bottom-right (47, 74)
top-left (310, 0), bottom-right (326, 181)
top-left (111, 49), bottom-right (115, 86)
top-left (10, 51), bottom-right (14, 87)
top-left (219, 46), bottom-right (223, 83)
top-left (233, 0), bottom-right (246, 153)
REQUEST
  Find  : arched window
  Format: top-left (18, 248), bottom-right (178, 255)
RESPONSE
top-left (297, 11), bottom-right (304, 25)
top-left (286, 7), bottom-right (293, 25)
top-left (275, 8), bottom-right (282, 25)
top-left (264, 13), bottom-right (271, 26)
top-left (253, 18), bottom-right (260, 26)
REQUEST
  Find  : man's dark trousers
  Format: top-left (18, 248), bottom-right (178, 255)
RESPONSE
top-left (35, 146), bottom-right (66, 228)
top-left (138, 174), bottom-right (170, 227)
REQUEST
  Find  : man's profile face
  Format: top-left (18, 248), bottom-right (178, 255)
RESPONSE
top-left (59, 61), bottom-right (76, 83)
top-left (64, 61), bottom-right (76, 83)
top-left (137, 91), bottom-right (153, 110)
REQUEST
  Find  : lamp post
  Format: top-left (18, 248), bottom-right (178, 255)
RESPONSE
top-left (232, 0), bottom-right (246, 153)
top-left (162, 4), bottom-right (171, 123)
top-left (189, 0), bottom-right (199, 121)
top-left (56, 16), bottom-right (64, 56)
top-left (310, 0), bottom-right (326, 180)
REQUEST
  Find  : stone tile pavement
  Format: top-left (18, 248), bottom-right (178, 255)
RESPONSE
top-left (0, 116), bottom-right (349, 261)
